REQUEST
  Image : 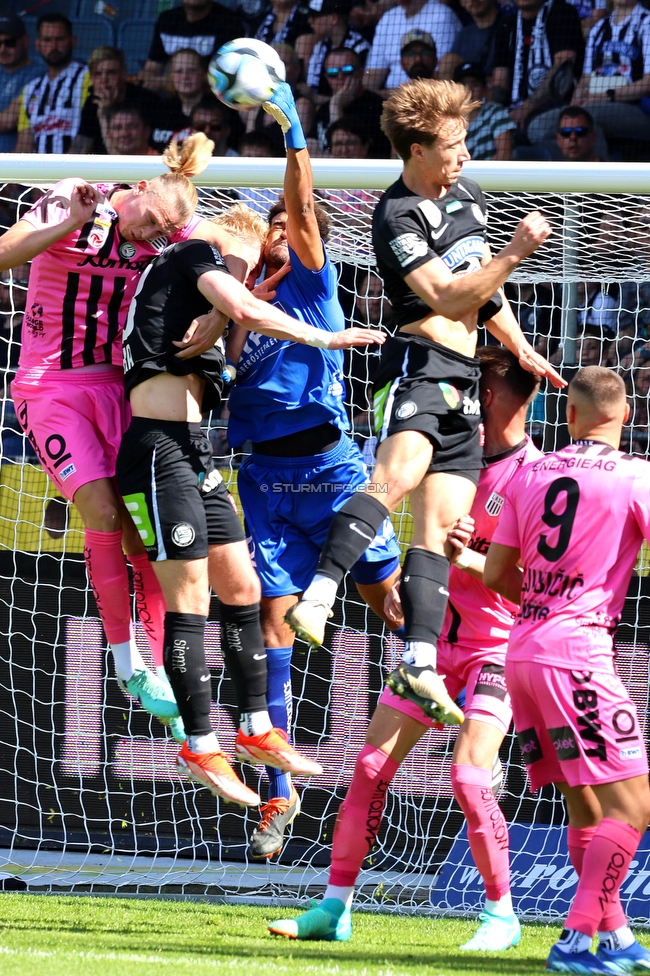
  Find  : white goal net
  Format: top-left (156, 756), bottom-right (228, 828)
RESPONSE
top-left (0, 158), bottom-right (649, 920)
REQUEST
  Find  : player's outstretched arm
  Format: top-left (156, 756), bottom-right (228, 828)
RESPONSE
top-left (175, 248), bottom-right (293, 359)
top-left (404, 211), bottom-right (552, 322)
top-left (203, 264), bottom-right (292, 366)
top-left (190, 221), bottom-right (254, 285)
top-left (263, 82), bottom-right (324, 272)
top-left (483, 543), bottom-right (523, 605)
top-left (485, 294), bottom-right (566, 390)
top-left (197, 270), bottom-right (385, 349)
top-left (0, 182), bottom-right (100, 271)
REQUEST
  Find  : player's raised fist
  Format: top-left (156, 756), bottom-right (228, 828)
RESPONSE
top-left (69, 181), bottom-right (100, 227)
top-left (509, 211), bottom-right (552, 259)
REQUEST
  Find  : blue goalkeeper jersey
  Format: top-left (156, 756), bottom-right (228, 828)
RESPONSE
top-left (227, 244), bottom-right (349, 447)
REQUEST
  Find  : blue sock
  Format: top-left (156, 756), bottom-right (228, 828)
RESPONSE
top-left (265, 646), bottom-right (293, 800)
top-left (393, 626), bottom-right (406, 640)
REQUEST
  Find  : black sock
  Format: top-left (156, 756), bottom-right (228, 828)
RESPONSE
top-left (317, 493), bottom-right (390, 585)
top-left (163, 611), bottom-right (211, 736)
top-left (401, 548), bottom-right (450, 646)
top-left (219, 602), bottom-right (268, 715)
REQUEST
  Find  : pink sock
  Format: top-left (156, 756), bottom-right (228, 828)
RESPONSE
top-left (84, 529), bottom-right (132, 645)
top-left (567, 824), bottom-right (628, 932)
top-left (566, 818), bottom-right (641, 937)
top-left (451, 764), bottom-right (511, 901)
top-left (567, 825), bottom-right (597, 876)
top-left (329, 744), bottom-right (400, 887)
top-left (128, 553), bottom-right (166, 668)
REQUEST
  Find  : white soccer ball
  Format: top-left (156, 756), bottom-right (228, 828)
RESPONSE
top-left (208, 38), bottom-right (286, 110)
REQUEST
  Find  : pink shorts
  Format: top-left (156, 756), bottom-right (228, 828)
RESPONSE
top-left (379, 639), bottom-right (512, 736)
top-left (506, 659), bottom-right (649, 790)
top-left (12, 369), bottom-right (130, 501)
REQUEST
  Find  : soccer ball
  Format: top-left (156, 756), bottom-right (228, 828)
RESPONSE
top-left (208, 39), bottom-right (286, 109)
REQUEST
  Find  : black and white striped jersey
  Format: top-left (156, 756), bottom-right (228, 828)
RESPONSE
top-left (585, 3), bottom-right (650, 84)
top-left (18, 62), bottom-right (90, 154)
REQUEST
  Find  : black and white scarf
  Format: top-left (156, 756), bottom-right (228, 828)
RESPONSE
top-left (511, 0), bottom-right (554, 104)
top-left (255, 2), bottom-right (301, 43)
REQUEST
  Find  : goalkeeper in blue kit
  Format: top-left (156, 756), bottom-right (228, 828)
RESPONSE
top-left (226, 83), bottom-right (402, 858)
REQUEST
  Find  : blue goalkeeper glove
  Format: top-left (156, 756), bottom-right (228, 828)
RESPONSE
top-left (262, 82), bottom-right (307, 151)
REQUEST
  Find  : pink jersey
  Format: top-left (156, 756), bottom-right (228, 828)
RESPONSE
top-left (17, 179), bottom-right (199, 378)
top-left (493, 440), bottom-right (650, 668)
top-left (440, 436), bottom-right (542, 665)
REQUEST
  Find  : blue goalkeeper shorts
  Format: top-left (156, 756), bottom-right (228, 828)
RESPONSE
top-left (238, 432), bottom-right (401, 597)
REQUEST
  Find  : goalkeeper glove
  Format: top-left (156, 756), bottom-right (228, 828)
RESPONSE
top-left (262, 82), bottom-right (307, 151)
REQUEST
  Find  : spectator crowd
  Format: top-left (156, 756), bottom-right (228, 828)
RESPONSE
top-left (2, 0), bottom-right (650, 460)
top-left (1, 0), bottom-right (650, 161)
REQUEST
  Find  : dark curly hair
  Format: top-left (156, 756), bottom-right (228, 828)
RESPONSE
top-left (268, 193), bottom-right (331, 243)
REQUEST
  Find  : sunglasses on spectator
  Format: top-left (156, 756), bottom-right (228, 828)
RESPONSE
top-left (325, 65), bottom-right (355, 77)
top-left (558, 125), bottom-right (590, 137)
top-left (0, 37), bottom-right (18, 48)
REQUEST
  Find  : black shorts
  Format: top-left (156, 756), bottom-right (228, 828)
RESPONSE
top-left (116, 417), bottom-right (244, 561)
top-left (373, 334), bottom-right (484, 483)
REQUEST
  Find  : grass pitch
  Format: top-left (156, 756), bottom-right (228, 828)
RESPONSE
top-left (0, 893), bottom-right (597, 976)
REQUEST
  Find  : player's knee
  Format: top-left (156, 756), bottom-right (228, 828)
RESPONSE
top-left (220, 568), bottom-right (261, 606)
top-left (168, 592), bottom-right (209, 616)
top-left (84, 503), bottom-right (122, 533)
top-left (383, 469), bottom-right (420, 509)
top-left (233, 573), bottom-right (262, 606)
top-left (260, 597), bottom-right (294, 644)
top-left (75, 484), bottom-right (122, 532)
top-left (159, 562), bottom-right (209, 615)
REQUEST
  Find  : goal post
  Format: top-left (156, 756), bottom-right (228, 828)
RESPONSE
top-left (1, 157), bottom-right (650, 919)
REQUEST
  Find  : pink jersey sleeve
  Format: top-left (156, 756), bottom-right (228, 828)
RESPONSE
top-left (630, 466), bottom-right (650, 541)
top-left (169, 213), bottom-right (202, 243)
top-left (22, 179), bottom-right (78, 231)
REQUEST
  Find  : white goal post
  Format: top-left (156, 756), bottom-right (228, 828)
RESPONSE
top-left (0, 157), bottom-right (650, 920)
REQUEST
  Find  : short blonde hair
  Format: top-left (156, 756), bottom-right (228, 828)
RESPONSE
top-left (148, 132), bottom-right (214, 226)
top-left (211, 203), bottom-right (268, 247)
top-left (381, 79), bottom-right (478, 161)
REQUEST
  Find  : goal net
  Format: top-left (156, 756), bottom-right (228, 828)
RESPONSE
top-left (1, 158), bottom-right (649, 920)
